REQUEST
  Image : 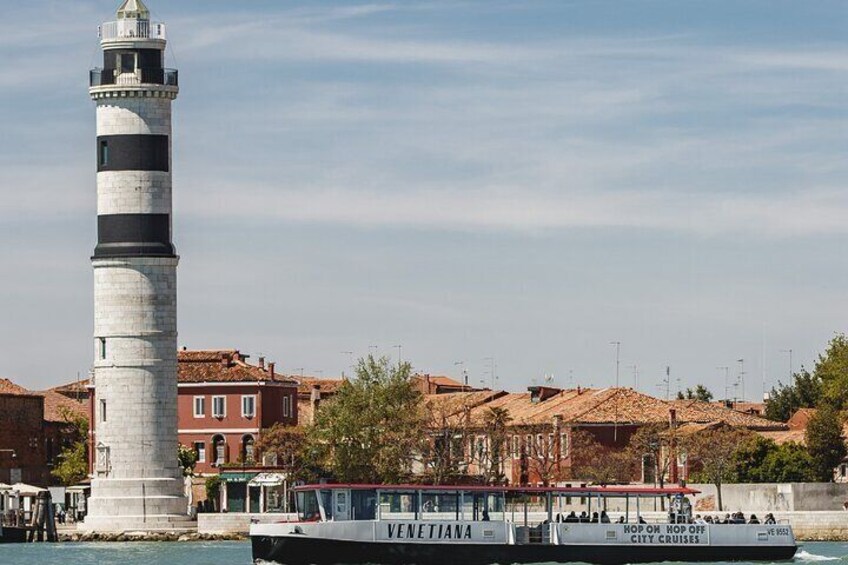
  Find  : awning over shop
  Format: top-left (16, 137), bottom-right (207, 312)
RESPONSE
top-left (219, 472), bottom-right (258, 484)
top-left (248, 473), bottom-right (287, 487)
top-left (12, 483), bottom-right (46, 496)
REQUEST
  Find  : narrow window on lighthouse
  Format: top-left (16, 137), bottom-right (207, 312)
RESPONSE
top-left (98, 337), bottom-right (106, 359)
top-left (100, 399), bottom-right (107, 422)
top-left (99, 141), bottom-right (109, 167)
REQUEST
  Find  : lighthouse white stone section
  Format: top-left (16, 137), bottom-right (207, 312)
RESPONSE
top-left (82, 0), bottom-right (187, 532)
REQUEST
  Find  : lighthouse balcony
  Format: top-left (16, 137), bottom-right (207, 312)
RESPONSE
top-left (99, 19), bottom-right (166, 41)
top-left (90, 67), bottom-right (178, 87)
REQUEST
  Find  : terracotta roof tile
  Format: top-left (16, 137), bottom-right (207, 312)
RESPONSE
top-left (0, 378), bottom-right (33, 396)
top-left (39, 390), bottom-right (88, 424)
top-left (177, 349), bottom-right (296, 385)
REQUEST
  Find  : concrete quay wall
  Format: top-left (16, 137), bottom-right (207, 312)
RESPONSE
top-left (198, 512), bottom-right (297, 535)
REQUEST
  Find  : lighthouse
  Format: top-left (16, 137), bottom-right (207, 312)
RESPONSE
top-left (83, 0), bottom-right (187, 531)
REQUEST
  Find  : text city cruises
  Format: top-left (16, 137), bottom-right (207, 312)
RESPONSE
top-left (250, 484), bottom-right (797, 564)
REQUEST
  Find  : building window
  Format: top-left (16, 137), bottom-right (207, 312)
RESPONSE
top-left (283, 396), bottom-right (291, 417)
top-left (99, 399), bottom-right (107, 422)
top-left (212, 396), bottom-right (226, 418)
top-left (98, 337), bottom-right (106, 360)
top-left (193, 396), bottom-right (205, 418)
top-left (242, 435), bottom-right (255, 463)
top-left (194, 442), bottom-right (206, 463)
top-left (560, 433), bottom-right (569, 458)
top-left (212, 435), bottom-right (226, 465)
top-left (99, 141), bottom-right (109, 167)
top-left (242, 395), bottom-right (256, 419)
top-left (841, 464), bottom-right (847, 478)
top-left (119, 52), bottom-right (135, 74)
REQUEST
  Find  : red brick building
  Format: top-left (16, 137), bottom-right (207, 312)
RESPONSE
top-left (0, 378), bottom-right (88, 487)
top-left (175, 350), bottom-right (298, 475)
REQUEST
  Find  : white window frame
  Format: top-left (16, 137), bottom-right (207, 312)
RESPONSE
top-left (193, 396), bottom-right (205, 418)
top-left (283, 395), bottom-right (291, 417)
top-left (212, 396), bottom-right (226, 418)
top-left (242, 395), bottom-right (256, 419)
top-left (194, 442), bottom-right (206, 463)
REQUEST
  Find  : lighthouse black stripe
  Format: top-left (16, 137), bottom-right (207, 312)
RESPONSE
top-left (94, 213), bottom-right (175, 258)
top-left (97, 135), bottom-right (169, 172)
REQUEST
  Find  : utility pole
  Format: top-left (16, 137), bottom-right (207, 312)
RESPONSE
top-left (341, 351), bottom-right (354, 379)
top-left (664, 366), bottom-right (671, 400)
top-left (454, 361), bottom-right (468, 388)
top-left (628, 364), bottom-right (639, 391)
top-left (483, 357), bottom-right (497, 389)
top-left (610, 341), bottom-right (621, 388)
top-left (393, 345), bottom-right (402, 365)
top-left (737, 359), bottom-right (745, 402)
top-left (717, 366), bottom-right (730, 402)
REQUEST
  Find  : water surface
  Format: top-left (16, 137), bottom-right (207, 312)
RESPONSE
top-left (0, 540), bottom-right (845, 565)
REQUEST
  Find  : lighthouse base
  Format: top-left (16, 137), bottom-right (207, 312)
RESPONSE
top-left (80, 476), bottom-right (190, 533)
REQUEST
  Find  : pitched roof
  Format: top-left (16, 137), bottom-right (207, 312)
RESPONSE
top-left (788, 408), bottom-right (817, 430)
top-left (0, 378), bottom-right (34, 396)
top-left (291, 376), bottom-right (344, 396)
top-left (40, 390), bottom-right (88, 424)
top-left (177, 349), bottom-right (296, 385)
top-left (670, 399), bottom-right (784, 430)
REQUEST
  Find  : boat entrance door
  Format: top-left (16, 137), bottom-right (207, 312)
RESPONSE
top-left (333, 490), bottom-right (350, 521)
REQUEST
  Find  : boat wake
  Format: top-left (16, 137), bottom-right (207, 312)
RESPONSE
top-left (794, 549), bottom-right (842, 562)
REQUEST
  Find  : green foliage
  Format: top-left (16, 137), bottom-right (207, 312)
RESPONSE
top-left (254, 425), bottom-right (320, 482)
top-left (178, 444), bottom-right (198, 477)
top-left (805, 404), bottom-right (847, 482)
top-left (51, 406), bottom-right (89, 487)
top-left (815, 334), bottom-right (848, 410)
top-left (571, 430), bottom-right (631, 484)
top-left (205, 475), bottom-right (221, 511)
top-left (685, 426), bottom-right (751, 511)
top-left (307, 356), bottom-right (424, 483)
top-left (678, 385), bottom-right (714, 402)
top-left (626, 423), bottom-right (670, 486)
top-left (760, 443), bottom-right (817, 483)
top-left (729, 435), bottom-right (776, 483)
top-left (765, 369), bottom-right (822, 422)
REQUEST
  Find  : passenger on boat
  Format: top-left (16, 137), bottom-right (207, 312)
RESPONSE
top-left (705, 516), bottom-right (714, 524)
top-left (694, 515), bottom-right (707, 524)
top-left (482, 509), bottom-right (490, 522)
top-left (748, 514), bottom-right (760, 524)
top-left (600, 511), bottom-right (611, 524)
top-left (638, 516), bottom-right (647, 524)
top-left (616, 516), bottom-right (625, 524)
top-left (590, 512), bottom-right (600, 523)
top-left (564, 511), bottom-right (578, 523)
top-left (579, 511), bottom-right (589, 523)
top-left (764, 513), bottom-right (776, 525)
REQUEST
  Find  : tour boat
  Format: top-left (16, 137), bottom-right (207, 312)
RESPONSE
top-left (251, 484), bottom-right (797, 564)
top-left (0, 524), bottom-right (28, 544)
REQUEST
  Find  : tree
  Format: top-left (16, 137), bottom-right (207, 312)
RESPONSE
top-left (51, 406), bottom-right (89, 486)
top-left (570, 430), bottom-right (631, 484)
top-left (765, 369), bottom-right (822, 422)
top-left (729, 435), bottom-right (776, 483)
top-left (805, 405), bottom-right (847, 482)
top-left (815, 334), bottom-right (848, 410)
top-left (684, 426), bottom-right (751, 511)
top-left (627, 424), bottom-right (672, 487)
top-left (417, 398), bottom-right (474, 484)
top-left (178, 444), bottom-right (198, 477)
top-left (307, 356), bottom-right (424, 483)
top-left (255, 424), bottom-right (321, 483)
top-left (677, 385), bottom-right (714, 402)
top-left (760, 443), bottom-right (816, 483)
top-left (205, 476), bottom-right (221, 512)
top-left (521, 423), bottom-right (564, 487)
top-left (476, 407), bottom-right (512, 485)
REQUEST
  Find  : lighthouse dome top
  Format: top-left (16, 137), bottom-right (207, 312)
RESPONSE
top-left (116, 0), bottom-right (150, 20)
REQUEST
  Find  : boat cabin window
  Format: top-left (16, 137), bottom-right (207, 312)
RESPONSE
top-left (351, 489), bottom-right (377, 520)
top-left (380, 491), bottom-right (419, 520)
top-left (296, 490), bottom-right (321, 522)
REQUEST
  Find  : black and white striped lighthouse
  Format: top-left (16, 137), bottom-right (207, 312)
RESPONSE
top-left (84, 0), bottom-right (187, 531)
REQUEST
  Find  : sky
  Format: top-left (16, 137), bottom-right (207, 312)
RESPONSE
top-left (0, 1), bottom-right (846, 398)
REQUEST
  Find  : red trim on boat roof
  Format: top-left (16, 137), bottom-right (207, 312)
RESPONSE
top-left (292, 484), bottom-right (700, 495)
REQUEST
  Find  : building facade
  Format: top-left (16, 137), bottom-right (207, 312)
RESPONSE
top-left (84, 0), bottom-right (187, 531)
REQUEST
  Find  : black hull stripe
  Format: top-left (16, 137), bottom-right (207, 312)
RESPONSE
top-left (97, 134), bottom-right (169, 172)
top-left (251, 535), bottom-right (798, 565)
top-left (94, 213), bottom-right (174, 258)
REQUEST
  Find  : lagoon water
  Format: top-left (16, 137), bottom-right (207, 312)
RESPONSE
top-left (0, 541), bottom-right (846, 565)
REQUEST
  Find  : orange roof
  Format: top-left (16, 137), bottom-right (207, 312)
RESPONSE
top-left (177, 349), bottom-right (297, 385)
top-left (0, 378), bottom-right (33, 396)
top-left (670, 399), bottom-right (783, 430)
top-left (291, 376), bottom-right (344, 396)
top-left (40, 390), bottom-right (88, 424)
top-left (788, 408), bottom-right (817, 430)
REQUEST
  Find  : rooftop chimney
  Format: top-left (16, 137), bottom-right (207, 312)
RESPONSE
top-left (311, 384), bottom-right (321, 424)
top-left (268, 362), bottom-right (276, 380)
top-left (220, 352), bottom-right (230, 366)
top-left (258, 356), bottom-right (265, 370)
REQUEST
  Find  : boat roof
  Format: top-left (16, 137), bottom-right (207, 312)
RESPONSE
top-left (293, 484), bottom-right (699, 496)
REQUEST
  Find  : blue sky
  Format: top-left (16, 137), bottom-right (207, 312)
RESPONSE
top-left (1, 1), bottom-right (846, 397)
